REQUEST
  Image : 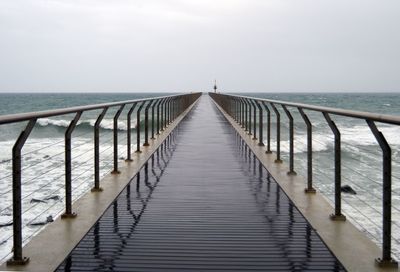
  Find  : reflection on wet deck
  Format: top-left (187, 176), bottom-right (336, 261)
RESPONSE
top-left (57, 97), bottom-right (345, 271)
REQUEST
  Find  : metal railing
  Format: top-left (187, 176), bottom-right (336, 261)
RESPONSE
top-left (209, 92), bottom-right (399, 268)
top-left (0, 92), bottom-right (201, 265)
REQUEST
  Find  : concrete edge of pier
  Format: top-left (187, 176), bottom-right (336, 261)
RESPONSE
top-left (0, 98), bottom-right (200, 272)
top-left (212, 99), bottom-right (399, 272)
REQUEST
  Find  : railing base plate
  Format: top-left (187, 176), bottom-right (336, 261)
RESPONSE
top-left (111, 170), bottom-right (121, 175)
top-left (7, 257), bottom-right (29, 266)
top-left (375, 258), bottom-right (398, 268)
top-left (274, 159), bottom-right (283, 163)
top-left (304, 188), bottom-right (317, 194)
top-left (61, 212), bottom-right (77, 219)
top-left (375, 258), bottom-right (399, 268)
top-left (91, 187), bottom-right (104, 192)
top-left (287, 171), bottom-right (297, 176)
top-left (330, 214), bottom-right (346, 221)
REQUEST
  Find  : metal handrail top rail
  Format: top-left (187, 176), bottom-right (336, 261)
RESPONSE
top-left (0, 93), bottom-right (182, 125)
top-left (227, 93), bottom-right (400, 125)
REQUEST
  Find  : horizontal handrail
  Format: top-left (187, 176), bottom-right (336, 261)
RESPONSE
top-left (225, 93), bottom-right (400, 125)
top-left (0, 94), bottom-right (180, 125)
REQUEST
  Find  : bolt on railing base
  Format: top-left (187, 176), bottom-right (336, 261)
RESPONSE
top-left (150, 137), bottom-right (156, 140)
top-left (265, 150), bottom-right (272, 154)
top-left (135, 150), bottom-right (142, 153)
top-left (274, 159), bottom-right (283, 163)
top-left (7, 257), bottom-right (29, 266)
top-left (330, 214), bottom-right (346, 221)
top-left (91, 187), bottom-right (104, 192)
top-left (252, 137), bottom-right (257, 140)
top-left (287, 171), bottom-right (297, 176)
top-left (304, 188), bottom-right (317, 194)
top-left (111, 170), bottom-right (121, 174)
top-left (375, 258), bottom-right (398, 268)
top-left (143, 143), bottom-right (150, 147)
top-left (61, 212), bottom-right (77, 219)
top-left (125, 159), bottom-right (133, 162)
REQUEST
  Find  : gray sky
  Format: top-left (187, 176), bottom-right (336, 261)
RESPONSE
top-left (0, 0), bottom-right (399, 93)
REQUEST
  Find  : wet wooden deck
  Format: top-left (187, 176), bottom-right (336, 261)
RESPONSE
top-left (56, 96), bottom-right (345, 271)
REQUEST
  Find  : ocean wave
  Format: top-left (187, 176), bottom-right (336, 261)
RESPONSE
top-left (265, 124), bottom-right (400, 154)
top-left (36, 118), bottom-right (140, 131)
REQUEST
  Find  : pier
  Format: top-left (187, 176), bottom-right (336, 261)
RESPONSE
top-left (0, 93), bottom-right (399, 271)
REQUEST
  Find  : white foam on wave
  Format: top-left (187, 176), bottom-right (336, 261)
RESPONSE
top-left (37, 118), bottom-right (71, 128)
top-left (268, 124), bottom-right (400, 154)
top-left (36, 118), bottom-right (138, 131)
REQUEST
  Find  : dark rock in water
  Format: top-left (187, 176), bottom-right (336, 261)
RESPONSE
top-left (341, 185), bottom-right (357, 195)
top-left (30, 198), bottom-right (47, 203)
top-left (45, 195), bottom-right (60, 201)
top-left (29, 215), bottom-right (53, 226)
top-left (30, 196), bottom-right (60, 203)
top-left (0, 222), bottom-right (13, 227)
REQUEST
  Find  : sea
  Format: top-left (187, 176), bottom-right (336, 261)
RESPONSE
top-left (0, 92), bottom-right (399, 263)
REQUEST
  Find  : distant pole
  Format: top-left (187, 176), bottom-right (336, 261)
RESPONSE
top-left (214, 80), bottom-right (217, 93)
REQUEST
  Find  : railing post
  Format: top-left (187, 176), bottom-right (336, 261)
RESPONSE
top-left (112, 105), bottom-right (125, 174)
top-left (234, 98), bottom-right (239, 122)
top-left (262, 102), bottom-right (272, 154)
top-left (91, 107), bottom-right (108, 192)
top-left (171, 97), bottom-right (176, 121)
top-left (166, 98), bottom-right (170, 125)
top-left (246, 99), bottom-right (252, 135)
top-left (136, 101), bottom-right (146, 153)
top-left (244, 98), bottom-right (248, 131)
top-left (7, 119), bottom-right (36, 266)
top-left (282, 105), bottom-right (296, 175)
top-left (168, 98), bottom-right (174, 124)
top-left (92, 108), bottom-right (107, 192)
top-left (323, 112), bottom-right (346, 221)
top-left (169, 98), bottom-right (174, 124)
top-left (367, 120), bottom-right (398, 268)
top-left (151, 99), bottom-right (160, 139)
top-left (144, 100), bottom-right (154, 146)
top-left (240, 98), bottom-right (245, 128)
top-left (160, 99), bottom-right (166, 131)
top-left (157, 98), bottom-right (164, 134)
top-left (256, 101), bottom-right (264, 146)
top-left (251, 100), bottom-right (257, 139)
top-left (62, 111), bottom-right (82, 219)
top-left (270, 103), bottom-right (282, 163)
top-left (126, 103), bottom-right (137, 162)
top-left (298, 108), bottom-right (316, 193)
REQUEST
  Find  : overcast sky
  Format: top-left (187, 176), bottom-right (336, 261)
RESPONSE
top-left (0, 0), bottom-right (399, 93)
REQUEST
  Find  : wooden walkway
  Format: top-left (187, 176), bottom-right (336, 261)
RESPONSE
top-left (56, 96), bottom-right (345, 271)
